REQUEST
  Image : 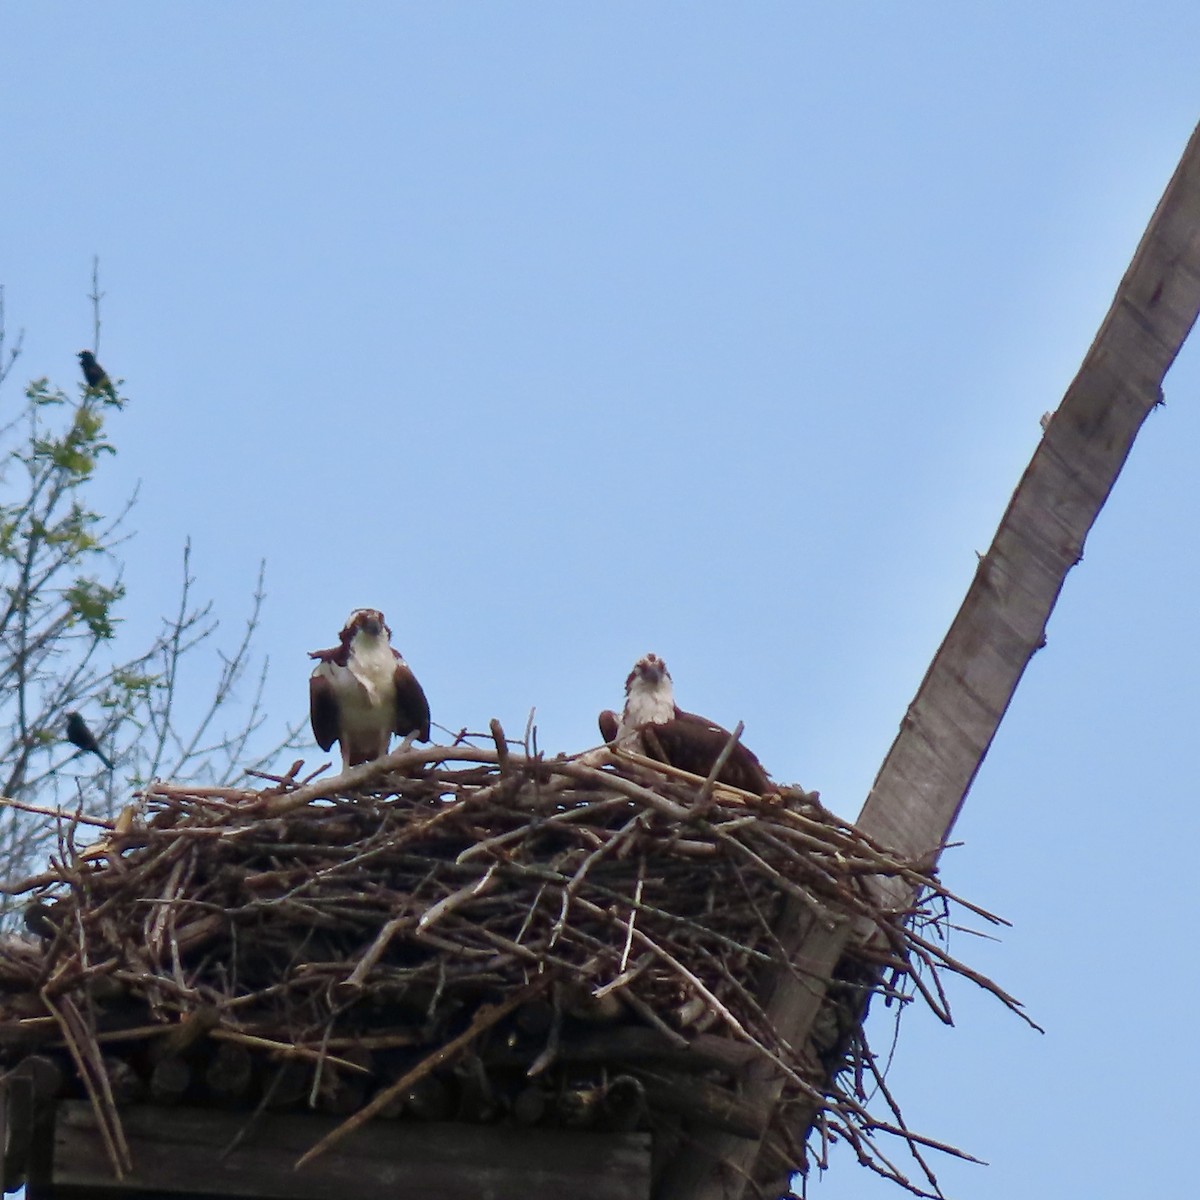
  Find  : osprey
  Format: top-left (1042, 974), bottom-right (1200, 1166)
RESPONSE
top-left (599, 653), bottom-right (771, 794)
top-left (309, 609), bottom-right (431, 769)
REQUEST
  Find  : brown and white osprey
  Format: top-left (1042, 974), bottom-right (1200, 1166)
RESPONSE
top-left (599, 653), bottom-right (771, 794)
top-left (309, 609), bottom-right (431, 768)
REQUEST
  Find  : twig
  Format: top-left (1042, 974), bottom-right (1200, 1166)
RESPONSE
top-left (294, 976), bottom-right (551, 1168)
top-left (692, 721), bottom-right (745, 817)
top-left (0, 795), bottom-right (117, 831)
top-left (0, 746), bottom-right (1028, 1200)
top-left (41, 990), bottom-right (131, 1177)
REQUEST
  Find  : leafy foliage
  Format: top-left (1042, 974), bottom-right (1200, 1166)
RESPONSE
top-left (0, 291), bottom-right (304, 913)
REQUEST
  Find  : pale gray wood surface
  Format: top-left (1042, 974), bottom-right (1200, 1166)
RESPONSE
top-left (660, 119), bottom-right (1200, 1200)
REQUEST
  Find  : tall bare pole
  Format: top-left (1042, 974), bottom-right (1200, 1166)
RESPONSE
top-left (661, 119), bottom-right (1200, 1200)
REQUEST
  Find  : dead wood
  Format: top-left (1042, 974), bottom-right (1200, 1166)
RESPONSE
top-left (0, 741), bottom-right (1022, 1194)
top-left (660, 119), bottom-right (1200, 1200)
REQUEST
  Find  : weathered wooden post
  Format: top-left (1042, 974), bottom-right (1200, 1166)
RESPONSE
top-left (659, 119), bottom-right (1200, 1200)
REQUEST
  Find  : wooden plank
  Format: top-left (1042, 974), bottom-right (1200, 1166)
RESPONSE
top-left (658, 119), bottom-right (1200, 1200)
top-left (3, 1072), bottom-right (35, 1195)
top-left (48, 1101), bottom-right (650, 1200)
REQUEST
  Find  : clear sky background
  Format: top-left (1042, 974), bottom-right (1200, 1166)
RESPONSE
top-left (3, 5), bottom-right (1199, 1197)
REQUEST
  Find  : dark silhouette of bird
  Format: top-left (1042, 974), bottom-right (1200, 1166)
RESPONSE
top-left (77, 350), bottom-right (116, 399)
top-left (23, 900), bottom-right (60, 940)
top-left (65, 711), bottom-right (114, 770)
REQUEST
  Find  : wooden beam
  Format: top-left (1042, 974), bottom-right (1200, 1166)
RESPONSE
top-left (658, 119), bottom-right (1200, 1200)
top-left (42, 1102), bottom-right (651, 1200)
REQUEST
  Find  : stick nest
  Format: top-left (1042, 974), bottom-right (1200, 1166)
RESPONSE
top-left (0, 733), bottom-right (1027, 1197)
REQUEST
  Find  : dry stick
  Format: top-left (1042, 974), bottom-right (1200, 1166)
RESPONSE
top-left (6, 751), bottom-right (1016, 1194)
top-left (86, 1024), bottom-right (176, 1045)
top-left (549, 813), bottom-right (642, 948)
top-left (261, 744), bottom-right (506, 817)
top-left (902, 923), bottom-right (1042, 1031)
top-left (293, 975), bottom-right (551, 1169)
top-left (512, 880), bottom-right (548, 947)
top-left (146, 853), bottom-right (187, 965)
top-left (220, 1060), bottom-right (291, 1162)
top-left (729, 863), bottom-right (878, 1010)
top-left (692, 721), bottom-right (746, 818)
top-left (836, 1118), bottom-right (943, 1200)
top-left (0, 865), bottom-right (69, 895)
top-left (544, 757), bottom-right (692, 821)
top-left (41, 990), bottom-right (131, 1177)
top-left (707, 825), bottom-right (835, 919)
top-left (244, 823), bottom-right (453, 911)
top-left (611, 914), bottom-right (826, 1108)
top-left (339, 914), bottom-right (412, 990)
top-left (0, 795), bottom-right (117, 831)
top-left (307, 1021), bottom-right (336, 1109)
top-left (210, 1029), bottom-right (372, 1075)
top-left (418, 862), bottom-right (500, 934)
top-left (896, 936), bottom-right (955, 1026)
top-left (619, 862), bottom-right (645, 974)
top-left (609, 746), bottom-right (767, 803)
top-left (593, 952), bottom-right (651, 1000)
top-left (468, 925), bottom-right (578, 973)
top-left (769, 814), bottom-right (1010, 927)
top-left (622, 990), bottom-right (691, 1050)
top-left (486, 857), bottom-right (780, 969)
top-left (457, 796), bottom-right (631, 863)
top-left (527, 989), bottom-right (562, 1077)
top-left (242, 759), bottom-right (305, 789)
top-left (489, 719), bottom-right (511, 774)
top-left (856, 1042), bottom-right (980, 1192)
top-left (144, 783), bottom-right (262, 801)
top-left (304, 1031), bottom-right (422, 1051)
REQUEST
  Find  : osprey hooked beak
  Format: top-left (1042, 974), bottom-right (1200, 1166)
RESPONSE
top-left (630, 654), bottom-right (668, 688)
top-left (344, 608), bottom-right (389, 640)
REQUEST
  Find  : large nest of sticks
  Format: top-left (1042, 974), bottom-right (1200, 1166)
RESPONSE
top-left (0, 731), bottom-right (1024, 1197)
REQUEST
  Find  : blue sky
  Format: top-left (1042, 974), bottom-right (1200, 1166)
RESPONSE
top-left (3, 5), bottom-right (1199, 1197)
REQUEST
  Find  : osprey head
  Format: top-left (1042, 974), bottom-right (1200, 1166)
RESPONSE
top-left (342, 608), bottom-right (391, 643)
top-left (308, 608), bottom-right (395, 666)
top-left (620, 653), bottom-right (676, 728)
top-left (626, 653), bottom-right (669, 693)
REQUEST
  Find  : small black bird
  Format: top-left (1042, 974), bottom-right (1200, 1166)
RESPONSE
top-left (77, 350), bottom-right (116, 399)
top-left (65, 711), bottom-right (114, 770)
top-left (23, 900), bottom-right (60, 940)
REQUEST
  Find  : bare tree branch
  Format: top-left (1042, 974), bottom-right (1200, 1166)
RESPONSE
top-left (0, 279), bottom-right (303, 920)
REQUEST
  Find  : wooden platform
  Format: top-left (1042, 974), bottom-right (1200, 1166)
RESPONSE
top-left (7, 1100), bottom-right (651, 1200)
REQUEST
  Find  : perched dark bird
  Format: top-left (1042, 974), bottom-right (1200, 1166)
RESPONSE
top-left (23, 899), bottom-right (61, 940)
top-left (77, 350), bottom-right (115, 399)
top-left (599, 653), bottom-right (772, 794)
top-left (309, 608), bottom-right (431, 769)
top-left (65, 710), bottom-right (114, 770)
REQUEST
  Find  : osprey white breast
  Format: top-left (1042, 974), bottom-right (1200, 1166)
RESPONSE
top-left (309, 608), bottom-right (431, 769)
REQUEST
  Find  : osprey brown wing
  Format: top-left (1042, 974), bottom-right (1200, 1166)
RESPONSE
top-left (649, 711), bottom-right (772, 795)
top-left (309, 673), bottom-right (341, 752)
top-left (392, 661), bottom-right (431, 742)
top-left (598, 709), bottom-right (620, 743)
